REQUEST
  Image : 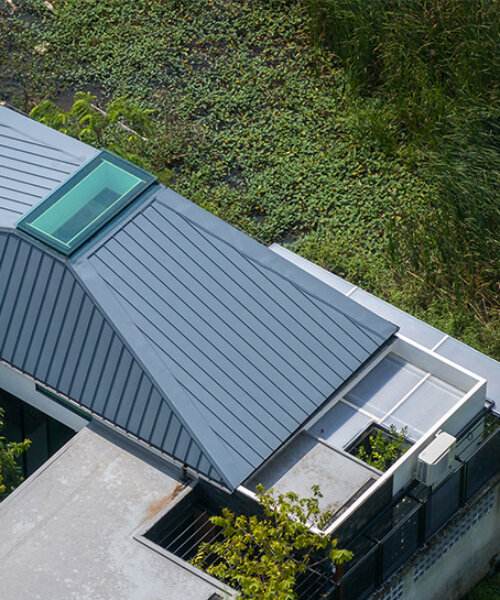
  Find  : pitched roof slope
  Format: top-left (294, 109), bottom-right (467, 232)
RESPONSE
top-left (0, 106), bottom-right (96, 228)
top-left (0, 231), bottom-right (225, 484)
top-left (0, 106), bottom-right (398, 488)
top-left (74, 187), bottom-right (397, 487)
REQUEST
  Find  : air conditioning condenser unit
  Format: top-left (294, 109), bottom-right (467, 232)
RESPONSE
top-left (416, 432), bottom-right (456, 487)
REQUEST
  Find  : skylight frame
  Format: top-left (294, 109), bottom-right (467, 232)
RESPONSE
top-left (16, 149), bottom-right (156, 256)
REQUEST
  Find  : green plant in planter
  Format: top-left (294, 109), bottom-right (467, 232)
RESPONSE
top-left (356, 425), bottom-right (408, 471)
top-left (192, 484), bottom-right (353, 600)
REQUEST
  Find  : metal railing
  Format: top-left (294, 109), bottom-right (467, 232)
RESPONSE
top-left (146, 415), bottom-right (499, 600)
top-left (328, 416), bottom-right (500, 600)
top-left (146, 486), bottom-right (335, 600)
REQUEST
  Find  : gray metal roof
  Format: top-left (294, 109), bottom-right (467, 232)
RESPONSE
top-left (270, 245), bottom-right (500, 410)
top-left (0, 106), bottom-right (97, 228)
top-left (0, 231), bottom-right (223, 484)
top-left (0, 107), bottom-right (398, 489)
top-left (72, 187), bottom-right (397, 487)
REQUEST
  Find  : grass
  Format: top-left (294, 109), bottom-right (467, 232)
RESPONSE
top-left (462, 569), bottom-right (500, 600)
top-left (302, 0), bottom-right (500, 356)
top-left (1, 0), bottom-right (498, 359)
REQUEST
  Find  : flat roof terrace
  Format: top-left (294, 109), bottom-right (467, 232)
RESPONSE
top-left (0, 423), bottom-right (227, 600)
top-left (310, 348), bottom-right (464, 448)
top-left (245, 335), bottom-right (486, 523)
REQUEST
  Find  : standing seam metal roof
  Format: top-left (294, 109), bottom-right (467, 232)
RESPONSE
top-left (0, 106), bottom-right (398, 489)
top-left (73, 186), bottom-right (397, 487)
top-left (0, 231), bottom-right (224, 484)
top-left (0, 107), bottom-right (97, 228)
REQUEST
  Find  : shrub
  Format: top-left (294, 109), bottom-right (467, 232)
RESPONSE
top-left (0, 408), bottom-right (31, 501)
top-left (192, 484), bottom-right (353, 600)
top-left (356, 425), bottom-right (409, 471)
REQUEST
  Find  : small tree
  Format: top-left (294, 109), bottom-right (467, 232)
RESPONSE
top-left (0, 408), bottom-right (30, 501)
top-left (29, 91), bottom-right (154, 147)
top-left (356, 425), bottom-right (408, 471)
top-left (29, 93), bottom-right (175, 184)
top-left (192, 484), bottom-right (353, 600)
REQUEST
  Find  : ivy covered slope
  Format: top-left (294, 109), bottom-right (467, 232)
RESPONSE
top-left (1, 0), bottom-right (498, 358)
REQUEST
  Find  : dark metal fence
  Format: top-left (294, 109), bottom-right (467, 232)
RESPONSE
top-left (146, 481), bottom-right (335, 600)
top-left (328, 420), bottom-right (500, 600)
top-left (146, 418), bottom-right (499, 600)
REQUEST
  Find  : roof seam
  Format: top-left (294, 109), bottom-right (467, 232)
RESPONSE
top-left (121, 311), bottom-right (280, 454)
top-left (0, 137), bottom-right (81, 165)
top-left (110, 351), bottom-right (135, 423)
top-left (134, 382), bottom-right (154, 438)
top-left (8, 247), bottom-right (43, 362)
top-left (20, 257), bottom-right (57, 373)
top-left (67, 301), bottom-right (97, 396)
top-left (176, 211), bottom-right (350, 386)
top-left (101, 344), bottom-right (126, 417)
top-left (0, 196), bottom-right (33, 207)
top-left (0, 183), bottom-right (41, 199)
top-left (0, 163), bottom-right (62, 184)
top-left (304, 286), bottom-right (381, 346)
top-left (0, 173), bottom-right (52, 191)
top-left (0, 235), bottom-right (21, 318)
top-left (148, 206), bottom-right (339, 394)
top-left (0, 242), bottom-right (36, 357)
top-left (0, 151), bottom-right (74, 175)
top-left (76, 315), bottom-right (106, 403)
top-left (157, 192), bottom-right (396, 343)
top-left (244, 255), bottom-right (366, 369)
top-left (70, 258), bottom-right (242, 488)
top-left (43, 276), bottom-right (79, 383)
top-left (54, 290), bottom-right (87, 390)
top-left (102, 232), bottom-right (314, 418)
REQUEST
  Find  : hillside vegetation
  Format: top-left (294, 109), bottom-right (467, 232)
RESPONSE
top-left (1, 0), bottom-right (498, 358)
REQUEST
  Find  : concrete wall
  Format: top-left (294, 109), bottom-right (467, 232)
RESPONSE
top-left (371, 475), bottom-right (500, 600)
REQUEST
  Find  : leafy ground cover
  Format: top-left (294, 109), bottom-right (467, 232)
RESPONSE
top-left (0, 0), bottom-right (498, 358)
top-left (461, 568), bottom-right (500, 600)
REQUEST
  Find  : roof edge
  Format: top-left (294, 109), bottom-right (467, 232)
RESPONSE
top-left (0, 105), bottom-right (96, 164)
top-left (70, 257), bottom-right (250, 489)
top-left (154, 187), bottom-right (398, 342)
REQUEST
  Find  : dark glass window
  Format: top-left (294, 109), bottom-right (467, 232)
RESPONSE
top-left (0, 388), bottom-right (75, 479)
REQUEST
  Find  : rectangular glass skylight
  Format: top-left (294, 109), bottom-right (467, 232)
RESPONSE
top-left (17, 150), bottom-right (156, 255)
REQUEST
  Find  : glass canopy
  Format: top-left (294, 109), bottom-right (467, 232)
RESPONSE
top-left (17, 150), bottom-right (156, 256)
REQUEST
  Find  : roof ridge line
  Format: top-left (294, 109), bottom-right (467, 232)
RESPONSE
top-left (69, 257), bottom-right (244, 489)
top-left (155, 188), bottom-right (398, 342)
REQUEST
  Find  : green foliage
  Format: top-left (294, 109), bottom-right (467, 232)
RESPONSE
top-left (356, 426), bottom-right (408, 472)
top-left (304, 0), bottom-right (500, 353)
top-left (30, 91), bottom-right (151, 152)
top-left (462, 569), bottom-right (500, 600)
top-left (304, 0), bottom-right (499, 136)
top-left (2, 0), bottom-right (499, 361)
top-left (192, 484), bottom-right (352, 600)
top-left (389, 109), bottom-right (500, 324)
top-left (30, 93), bottom-right (174, 183)
top-left (0, 408), bottom-right (31, 501)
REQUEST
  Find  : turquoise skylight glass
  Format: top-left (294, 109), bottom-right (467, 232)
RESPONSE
top-left (17, 150), bottom-right (156, 255)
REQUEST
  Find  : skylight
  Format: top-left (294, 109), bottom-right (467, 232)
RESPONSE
top-left (17, 150), bottom-right (156, 255)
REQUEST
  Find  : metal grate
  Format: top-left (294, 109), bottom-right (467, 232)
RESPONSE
top-left (146, 484), bottom-right (335, 600)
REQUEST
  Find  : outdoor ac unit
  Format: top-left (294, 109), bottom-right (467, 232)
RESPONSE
top-left (416, 432), bottom-right (456, 487)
